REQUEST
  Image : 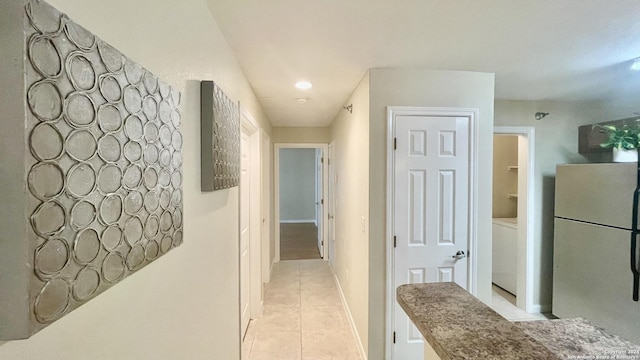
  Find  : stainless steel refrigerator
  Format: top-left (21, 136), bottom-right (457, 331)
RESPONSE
top-left (554, 163), bottom-right (640, 345)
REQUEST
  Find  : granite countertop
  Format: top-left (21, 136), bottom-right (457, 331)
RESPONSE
top-left (397, 283), bottom-right (640, 360)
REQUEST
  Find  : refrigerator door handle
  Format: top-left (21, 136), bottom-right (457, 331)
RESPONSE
top-left (632, 232), bottom-right (640, 302)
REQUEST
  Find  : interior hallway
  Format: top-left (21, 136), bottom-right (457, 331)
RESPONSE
top-left (243, 260), bottom-right (361, 360)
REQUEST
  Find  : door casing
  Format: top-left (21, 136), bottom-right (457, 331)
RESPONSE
top-left (385, 106), bottom-right (479, 359)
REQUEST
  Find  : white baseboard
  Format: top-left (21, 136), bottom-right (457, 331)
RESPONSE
top-left (279, 219), bottom-right (316, 224)
top-left (333, 274), bottom-right (367, 360)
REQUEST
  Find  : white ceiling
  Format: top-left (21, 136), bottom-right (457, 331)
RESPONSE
top-left (205, 0), bottom-right (640, 127)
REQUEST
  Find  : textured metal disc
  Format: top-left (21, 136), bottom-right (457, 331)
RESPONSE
top-left (29, 35), bottom-right (63, 78)
top-left (123, 141), bottom-right (143, 163)
top-left (158, 100), bottom-right (171, 124)
top-left (73, 228), bottom-right (101, 265)
top-left (159, 148), bottom-right (171, 167)
top-left (101, 225), bottom-right (123, 252)
top-left (124, 216), bottom-right (143, 246)
top-left (159, 125), bottom-right (172, 147)
top-left (123, 164), bottom-right (143, 190)
top-left (171, 188), bottom-right (182, 207)
top-left (66, 162), bottom-right (96, 198)
top-left (144, 190), bottom-right (159, 212)
top-left (97, 164), bottom-right (122, 195)
top-left (143, 144), bottom-right (159, 165)
top-left (172, 150), bottom-right (183, 168)
top-left (65, 92), bottom-right (96, 128)
top-left (170, 89), bottom-right (181, 108)
top-left (171, 131), bottom-right (183, 150)
top-left (34, 279), bottom-right (70, 323)
top-left (64, 21), bottom-right (96, 51)
top-left (145, 241), bottom-right (160, 261)
top-left (144, 121), bottom-right (159, 142)
top-left (25, 1), bottom-right (63, 34)
top-left (31, 200), bottom-right (66, 236)
top-left (158, 168), bottom-right (171, 188)
top-left (160, 235), bottom-right (172, 254)
top-left (35, 238), bottom-right (70, 276)
top-left (159, 81), bottom-right (170, 99)
top-left (28, 80), bottom-right (63, 122)
top-left (97, 104), bottom-right (123, 133)
top-left (159, 189), bottom-right (171, 210)
top-left (143, 71), bottom-right (157, 94)
top-left (142, 96), bottom-right (158, 120)
top-left (123, 86), bottom-right (143, 114)
top-left (102, 252), bottom-right (125, 283)
top-left (123, 190), bottom-right (144, 215)
top-left (172, 208), bottom-right (183, 228)
top-left (100, 194), bottom-right (123, 225)
top-left (124, 60), bottom-right (143, 85)
top-left (28, 162), bottom-right (64, 201)
top-left (171, 108), bottom-right (181, 127)
top-left (143, 167), bottom-right (158, 190)
top-left (30, 122), bottom-right (64, 161)
top-left (124, 114), bottom-right (144, 141)
top-left (97, 134), bottom-right (122, 163)
top-left (99, 74), bottom-right (122, 103)
top-left (144, 214), bottom-right (160, 240)
top-left (66, 52), bottom-right (97, 91)
top-left (160, 210), bottom-right (173, 233)
top-left (171, 170), bottom-right (182, 188)
top-left (126, 245), bottom-right (145, 270)
top-left (70, 200), bottom-right (96, 230)
top-left (72, 266), bottom-right (100, 301)
top-left (172, 229), bottom-right (183, 247)
top-left (66, 129), bottom-right (98, 161)
top-left (97, 40), bottom-right (123, 73)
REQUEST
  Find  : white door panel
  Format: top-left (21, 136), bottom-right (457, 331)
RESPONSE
top-left (393, 115), bottom-right (470, 360)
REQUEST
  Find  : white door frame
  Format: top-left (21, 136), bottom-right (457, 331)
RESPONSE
top-left (274, 143), bottom-right (329, 262)
top-left (327, 142), bottom-right (336, 271)
top-left (240, 107), bottom-right (263, 322)
top-left (261, 130), bottom-right (272, 284)
top-left (494, 126), bottom-right (536, 313)
top-left (385, 106), bottom-right (479, 360)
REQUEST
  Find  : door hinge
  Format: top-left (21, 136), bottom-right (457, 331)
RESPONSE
top-left (394, 137), bottom-right (397, 150)
top-left (393, 331), bottom-right (396, 344)
top-left (394, 236), bottom-right (397, 248)
top-left (322, 240), bottom-right (324, 246)
top-left (321, 157), bottom-right (324, 164)
top-left (321, 199), bottom-right (324, 205)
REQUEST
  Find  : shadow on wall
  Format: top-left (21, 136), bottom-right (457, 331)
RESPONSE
top-left (539, 175), bottom-right (556, 301)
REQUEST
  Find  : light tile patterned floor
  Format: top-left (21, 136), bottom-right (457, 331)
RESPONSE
top-left (490, 285), bottom-right (555, 321)
top-left (243, 260), bottom-right (361, 360)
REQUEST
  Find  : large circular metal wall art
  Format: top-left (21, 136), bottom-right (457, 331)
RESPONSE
top-left (23, 3), bottom-right (184, 333)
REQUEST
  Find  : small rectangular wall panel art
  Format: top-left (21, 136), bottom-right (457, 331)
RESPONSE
top-left (6, 0), bottom-right (184, 338)
top-left (200, 81), bottom-right (240, 191)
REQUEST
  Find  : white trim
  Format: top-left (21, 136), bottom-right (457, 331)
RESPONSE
top-left (260, 130), bottom-right (272, 285)
top-left (334, 274), bottom-right (367, 360)
top-left (493, 126), bottom-right (536, 313)
top-left (240, 107), bottom-right (263, 323)
top-left (279, 219), bottom-right (317, 224)
top-left (274, 143), bottom-right (329, 263)
top-left (385, 106), bottom-right (479, 360)
top-left (530, 304), bottom-right (552, 313)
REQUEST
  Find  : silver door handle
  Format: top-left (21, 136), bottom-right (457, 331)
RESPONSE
top-left (452, 250), bottom-right (466, 260)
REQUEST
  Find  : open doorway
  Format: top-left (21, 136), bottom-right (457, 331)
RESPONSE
top-left (492, 127), bottom-right (536, 316)
top-left (274, 144), bottom-right (329, 262)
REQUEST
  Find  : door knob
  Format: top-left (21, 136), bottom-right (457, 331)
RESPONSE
top-left (452, 250), bottom-right (466, 260)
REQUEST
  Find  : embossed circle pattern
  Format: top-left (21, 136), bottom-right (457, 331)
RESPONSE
top-left (124, 216), bottom-right (143, 246)
top-left (97, 134), bottom-right (121, 163)
top-left (98, 41), bottom-right (123, 72)
top-left (35, 238), bottom-right (70, 276)
top-left (70, 200), bottom-right (96, 230)
top-left (172, 208), bottom-right (183, 228)
top-left (29, 36), bottom-right (63, 78)
top-left (143, 71), bottom-right (157, 93)
top-left (34, 278), bottom-right (70, 323)
top-left (65, 92), bottom-right (96, 128)
top-left (65, 21), bottom-right (96, 50)
top-left (28, 162), bottom-right (64, 201)
top-left (158, 168), bottom-right (171, 188)
top-left (99, 75), bottom-right (122, 103)
top-left (144, 122), bottom-right (159, 142)
top-left (172, 230), bottom-right (183, 247)
top-left (97, 164), bottom-right (122, 194)
top-left (144, 214), bottom-right (160, 240)
top-left (126, 245), bottom-right (145, 270)
top-left (73, 228), bottom-right (101, 265)
top-left (123, 141), bottom-right (143, 162)
top-left (124, 115), bottom-right (144, 141)
top-left (142, 96), bottom-right (158, 120)
top-left (158, 100), bottom-right (171, 124)
top-left (124, 190), bottom-right (144, 215)
top-left (159, 148), bottom-right (171, 168)
top-left (66, 52), bottom-right (96, 91)
top-left (66, 130), bottom-right (97, 161)
top-left (160, 210), bottom-right (173, 233)
top-left (124, 61), bottom-right (143, 85)
top-left (67, 162), bottom-right (96, 198)
top-left (101, 226), bottom-right (123, 252)
top-left (159, 125), bottom-right (172, 147)
top-left (28, 80), bottom-right (63, 121)
top-left (123, 86), bottom-right (142, 114)
top-left (31, 200), bottom-right (66, 236)
top-left (160, 235), bottom-right (172, 254)
top-left (144, 191), bottom-right (159, 212)
top-left (30, 122), bottom-right (64, 161)
top-left (145, 241), bottom-right (160, 260)
top-left (97, 104), bottom-right (123, 133)
top-left (102, 252), bottom-right (125, 283)
top-left (143, 144), bottom-right (159, 165)
top-left (171, 131), bottom-right (183, 150)
top-left (123, 164), bottom-right (143, 190)
top-left (73, 267), bottom-right (100, 301)
top-left (143, 167), bottom-right (158, 190)
top-left (100, 194), bottom-right (123, 225)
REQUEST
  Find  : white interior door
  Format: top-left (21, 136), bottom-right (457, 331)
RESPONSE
top-left (393, 115), bottom-right (470, 359)
top-left (240, 131), bottom-right (251, 338)
top-left (315, 149), bottom-right (324, 257)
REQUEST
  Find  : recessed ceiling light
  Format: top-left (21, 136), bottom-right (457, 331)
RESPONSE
top-left (295, 81), bottom-right (312, 90)
top-left (631, 58), bottom-right (640, 71)
top-left (297, 98), bottom-right (308, 104)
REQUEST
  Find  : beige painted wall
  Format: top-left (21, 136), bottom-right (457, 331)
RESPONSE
top-left (493, 135), bottom-right (518, 218)
top-left (494, 99), bottom-right (610, 309)
top-left (329, 72), bottom-right (370, 356)
top-left (272, 127), bottom-right (331, 143)
top-left (368, 68), bottom-right (495, 359)
top-left (0, 0), bottom-right (271, 358)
